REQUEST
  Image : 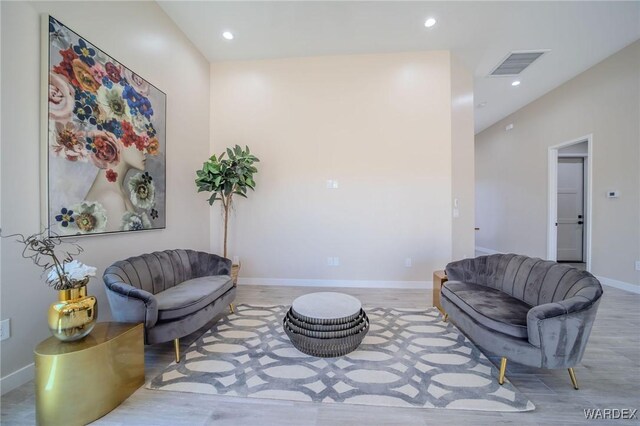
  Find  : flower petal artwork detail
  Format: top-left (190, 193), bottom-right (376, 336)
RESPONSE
top-left (45, 16), bottom-right (166, 236)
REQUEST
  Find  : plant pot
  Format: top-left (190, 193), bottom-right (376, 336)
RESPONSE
top-left (231, 263), bottom-right (241, 285)
top-left (48, 285), bottom-right (98, 342)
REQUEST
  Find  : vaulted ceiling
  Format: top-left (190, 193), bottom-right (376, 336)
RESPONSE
top-left (159, 1), bottom-right (640, 133)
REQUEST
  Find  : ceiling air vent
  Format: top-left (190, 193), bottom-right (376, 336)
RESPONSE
top-left (489, 50), bottom-right (549, 77)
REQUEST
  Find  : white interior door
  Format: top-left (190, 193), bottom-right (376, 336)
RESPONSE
top-left (557, 157), bottom-right (584, 261)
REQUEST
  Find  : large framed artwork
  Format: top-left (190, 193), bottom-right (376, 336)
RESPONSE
top-left (42, 15), bottom-right (166, 236)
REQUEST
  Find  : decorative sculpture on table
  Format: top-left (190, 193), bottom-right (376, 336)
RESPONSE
top-left (44, 16), bottom-right (166, 236)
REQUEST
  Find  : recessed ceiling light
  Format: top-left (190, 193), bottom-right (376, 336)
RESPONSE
top-left (222, 31), bottom-right (234, 40)
top-left (511, 80), bottom-right (521, 87)
top-left (424, 18), bottom-right (437, 28)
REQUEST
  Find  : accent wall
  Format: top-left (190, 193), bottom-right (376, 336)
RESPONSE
top-left (0, 0), bottom-right (211, 392)
top-left (210, 51), bottom-right (475, 285)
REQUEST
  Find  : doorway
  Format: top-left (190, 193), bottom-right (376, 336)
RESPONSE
top-left (547, 136), bottom-right (592, 271)
top-left (557, 157), bottom-right (585, 262)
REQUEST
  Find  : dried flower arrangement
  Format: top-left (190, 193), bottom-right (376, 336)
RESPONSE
top-left (11, 230), bottom-right (96, 290)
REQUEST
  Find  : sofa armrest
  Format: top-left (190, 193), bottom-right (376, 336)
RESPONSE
top-left (526, 295), bottom-right (601, 365)
top-left (219, 257), bottom-right (232, 277)
top-left (104, 277), bottom-right (158, 328)
top-left (445, 258), bottom-right (475, 282)
top-left (205, 253), bottom-right (232, 277)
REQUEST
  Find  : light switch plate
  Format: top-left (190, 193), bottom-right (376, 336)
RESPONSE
top-left (0, 319), bottom-right (10, 341)
top-left (635, 261), bottom-right (640, 271)
top-left (326, 180), bottom-right (339, 189)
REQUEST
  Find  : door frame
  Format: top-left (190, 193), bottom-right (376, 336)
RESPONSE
top-left (547, 134), bottom-right (592, 271)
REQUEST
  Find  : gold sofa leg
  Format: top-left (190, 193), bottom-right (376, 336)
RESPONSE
top-left (498, 357), bottom-right (508, 385)
top-left (174, 338), bottom-right (180, 363)
top-left (443, 313), bottom-right (448, 322)
top-left (568, 368), bottom-right (579, 390)
top-left (229, 303), bottom-right (235, 314)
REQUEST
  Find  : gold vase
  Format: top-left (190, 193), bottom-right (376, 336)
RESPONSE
top-left (48, 285), bottom-right (98, 342)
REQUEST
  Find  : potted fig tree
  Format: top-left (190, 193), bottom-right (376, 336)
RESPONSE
top-left (195, 145), bottom-right (259, 283)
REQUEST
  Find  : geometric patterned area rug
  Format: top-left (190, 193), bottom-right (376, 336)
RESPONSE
top-left (147, 305), bottom-right (534, 412)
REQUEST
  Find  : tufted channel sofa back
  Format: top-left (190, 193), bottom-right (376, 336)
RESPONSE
top-left (103, 249), bottom-right (231, 295)
top-left (445, 254), bottom-right (602, 307)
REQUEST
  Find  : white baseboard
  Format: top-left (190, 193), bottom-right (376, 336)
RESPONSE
top-left (475, 246), bottom-right (502, 255)
top-left (597, 276), bottom-right (640, 294)
top-left (238, 278), bottom-right (432, 289)
top-left (1, 363), bottom-right (34, 395)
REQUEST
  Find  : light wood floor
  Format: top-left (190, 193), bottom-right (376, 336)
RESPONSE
top-left (2, 284), bottom-right (639, 425)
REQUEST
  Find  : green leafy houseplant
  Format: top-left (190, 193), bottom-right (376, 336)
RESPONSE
top-left (195, 145), bottom-right (259, 258)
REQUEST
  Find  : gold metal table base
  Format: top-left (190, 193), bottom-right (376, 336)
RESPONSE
top-left (35, 322), bottom-right (144, 426)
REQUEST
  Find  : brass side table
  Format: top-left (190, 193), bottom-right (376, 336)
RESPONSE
top-left (35, 322), bottom-right (144, 426)
top-left (433, 270), bottom-right (448, 314)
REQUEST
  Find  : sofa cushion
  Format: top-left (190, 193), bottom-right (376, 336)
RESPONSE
top-left (442, 281), bottom-right (531, 339)
top-left (156, 275), bottom-right (233, 321)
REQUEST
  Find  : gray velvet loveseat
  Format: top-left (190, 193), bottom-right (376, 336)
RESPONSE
top-left (103, 249), bottom-right (236, 362)
top-left (441, 254), bottom-right (603, 389)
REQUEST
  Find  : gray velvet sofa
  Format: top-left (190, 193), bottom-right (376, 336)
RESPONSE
top-left (103, 249), bottom-right (236, 362)
top-left (441, 254), bottom-right (603, 389)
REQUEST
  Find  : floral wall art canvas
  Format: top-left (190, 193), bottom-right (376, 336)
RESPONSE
top-left (44, 16), bottom-right (166, 236)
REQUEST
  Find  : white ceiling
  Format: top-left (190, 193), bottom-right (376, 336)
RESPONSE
top-left (159, 1), bottom-right (640, 133)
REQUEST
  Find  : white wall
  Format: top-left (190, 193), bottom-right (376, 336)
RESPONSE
top-left (450, 54), bottom-right (475, 260)
top-left (0, 1), bottom-right (211, 392)
top-left (211, 52), bottom-right (470, 284)
top-left (476, 41), bottom-right (640, 286)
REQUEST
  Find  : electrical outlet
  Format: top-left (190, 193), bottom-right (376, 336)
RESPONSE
top-left (636, 261), bottom-right (640, 271)
top-left (405, 258), bottom-right (412, 267)
top-left (0, 319), bottom-right (10, 341)
top-left (327, 257), bottom-right (340, 266)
